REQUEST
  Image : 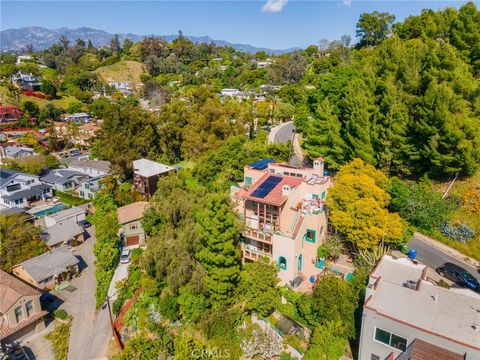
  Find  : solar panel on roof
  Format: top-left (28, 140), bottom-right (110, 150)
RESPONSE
top-left (251, 175), bottom-right (282, 198)
top-left (249, 158), bottom-right (274, 170)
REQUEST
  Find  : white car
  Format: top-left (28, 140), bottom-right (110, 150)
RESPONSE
top-left (120, 249), bottom-right (131, 264)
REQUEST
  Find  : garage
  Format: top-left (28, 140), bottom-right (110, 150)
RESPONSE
top-left (126, 235), bottom-right (139, 246)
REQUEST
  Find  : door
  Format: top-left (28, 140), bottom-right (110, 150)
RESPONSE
top-left (126, 235), bottom-right (139, 246)
top-left (298, 254), bottom-right (303, 272)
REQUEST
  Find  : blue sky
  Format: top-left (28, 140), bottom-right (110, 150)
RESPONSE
top-left (1, 1), bottom-right (477, 49)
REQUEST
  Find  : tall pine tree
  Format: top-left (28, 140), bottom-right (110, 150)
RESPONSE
top-left (196, 194), bottom-right (241, 305)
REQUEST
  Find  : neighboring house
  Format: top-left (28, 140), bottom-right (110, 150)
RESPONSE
top-left (11, 246), bottom-right (80, 290)
top-left (0, 206), bottom-right (31, 218)
top-left (230, 157), bottom-right (331, 287)
top-left (0, 106), bottom-right (23, 125)
top-left (77, 176), bottom-right (103, 200)
top-left (2, 146), bottom-right (35, 159)
top-left (67, 158), bottom-right (110, 177)
top-left (133, 159), bottom-right (175, 198)
top-left (40, 219), bottom-right (85, 249)
top-left (40, 169), bottom-right (87, 192)
top-left (108, 81), bottom-right (135, 95)
top-left (0, 270), bottom-right (47, 348)
top-left (0, 169), bottom-right (53, 209)
top-left (358, 255), bottom-right (480, 360)
top-left (13, 72), bottom-right (41, 91)
top-left (63, 113), bottom-right (92, 124)
top-left (44, 206), bottom-right (86, 227)
top-left (117, 201), bottom-right (149, 247)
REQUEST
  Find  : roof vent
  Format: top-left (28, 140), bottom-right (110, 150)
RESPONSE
top-left (404, 280), bottom-right (417, 290)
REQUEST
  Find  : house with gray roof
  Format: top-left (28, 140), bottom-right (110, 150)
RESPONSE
top-left (0, 169), bottom-right (53, 210)
top-left (40, 169), bottom-right (87, 192)
top-left (63, 112), bottom-right (92, 124)
top-left (359, 255), bottom-right (480, 360)
top-left (40, 219), bottom-right (85, 249)
top-left (11, 246), bottom-right (80, 290)
top-left (67, 158), bottom-right (110, 177)
top-left (1, 145), bottom-right (35, 160)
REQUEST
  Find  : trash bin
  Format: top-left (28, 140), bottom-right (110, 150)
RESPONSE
top-left (408, 249), bottom-right (417, 260)
top-left (310, 275), bottom-right (315, 283)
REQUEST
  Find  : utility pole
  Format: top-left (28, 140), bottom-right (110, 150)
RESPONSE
top-left (105, 295), bottom-right (114, 335)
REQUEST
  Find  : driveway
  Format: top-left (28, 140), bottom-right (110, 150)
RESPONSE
top-left (53, 226), bottom-right (112, 360)
top-left (408, 234), bottom-right (479, 281)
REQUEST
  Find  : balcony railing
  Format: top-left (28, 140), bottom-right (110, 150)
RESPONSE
top-left (243, 228), bottom-right (273, 244)
top-left (241, 243), bottom-right (272, 261)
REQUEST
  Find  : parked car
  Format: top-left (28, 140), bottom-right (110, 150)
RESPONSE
top-left (78, 220), bottom-right (91, 228)
top-left (120, 249), bottom-right (131, 264)
top-left (436, 262), bottom-right (480, 292)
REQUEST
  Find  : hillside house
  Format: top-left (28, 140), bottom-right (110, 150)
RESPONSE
top-left (40, 219), bottom-right (85, 249)
top-left (43, 206), bottom-right (86, 227)
top-left (63, 113), bottom-right (92, 124)
top-left (231, 157), bottom-right (332, 288)
top-left (118, 201), bottom-right (149, 247)
top-left (0, 270), bottom-right (47, 349)
top-left (133, 159), bottom-right (175, 198)
top-left (0, 106), bottom-right (23, 125)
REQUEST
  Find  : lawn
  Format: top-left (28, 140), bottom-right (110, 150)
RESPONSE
top-left (432, 171), bottom-right (480, 260)
top-left (96, 60), bottom-right (146, 84)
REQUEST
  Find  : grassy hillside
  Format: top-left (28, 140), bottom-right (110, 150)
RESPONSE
top-left (96, 60), bottom-right (146, 84)
top-left (0, 85), bottom-right (78, 109)
top-left (433, 172), bottom-right (480, 260)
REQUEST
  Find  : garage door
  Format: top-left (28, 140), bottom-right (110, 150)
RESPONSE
top-left (126, 235), bottom-right (139, 246)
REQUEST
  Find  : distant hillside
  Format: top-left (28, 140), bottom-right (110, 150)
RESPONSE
top-left (0, 27), bottom-right (300, 54)
top-left (96, 60), bottom-right (146, 84)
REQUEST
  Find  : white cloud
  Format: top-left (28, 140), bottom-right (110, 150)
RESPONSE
top-left (343, 0), bottom-right (352, 6)
top-left (262, 0), bottom-right (288, 13)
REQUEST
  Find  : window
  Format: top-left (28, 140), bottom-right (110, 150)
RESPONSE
top-left (26, 301), bottom-right (34, 317)
top-left (374, 328), bottom-right (407, 352)
top-left (321, 191), bottom-right (326, 199)
top-left (14, 306), bottom-right (23, 323)
top-left (278, 256), bottom-right (287, 270)
top-left (130, 224), bottom-right (138, 230)
top-left (305, 229), bottom-right (316, 243)
top-left (80, 191), bottom-right (85, 197)
top-left (244, 176), bottom-right (252, 187)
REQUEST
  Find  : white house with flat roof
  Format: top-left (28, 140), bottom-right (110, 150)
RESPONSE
top-left (359, 255), bottom-right (480, 360)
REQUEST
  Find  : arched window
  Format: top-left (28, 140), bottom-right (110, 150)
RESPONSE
top-left (278, 256), bottom-right (287, 270)
top-left (14, 306), bottom-right (23, 323)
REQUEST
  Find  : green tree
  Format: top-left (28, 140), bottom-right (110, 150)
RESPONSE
top-left (195, 194), bottom-right (241, 305)
top-left (305, 321), bottom-right (347, 360)
top-left (0, 215), bottom-right (47, 271)
top-left (356, 11), bottom-right (396, 46)
top-left (20, 100), bottom-right (39, 118)
top-left (239, 257), bottom-right (280, 317)
top-left (41, 79), bottom-right (57, 98)
top-left (303, 98), bottom-right (346, 169)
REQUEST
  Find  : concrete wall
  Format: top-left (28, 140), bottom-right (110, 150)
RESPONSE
top-left (272, 233), bottom-right (296, 284)
top-left (359, 307), bottom-right (478, 360)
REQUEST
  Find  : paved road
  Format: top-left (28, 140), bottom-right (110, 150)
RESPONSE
top-left (272, 121), bottom-right (295, 144)
top-left (408, 234), bottom-right (479, 281)
top-left (56, 227), bottom-right (112, 360)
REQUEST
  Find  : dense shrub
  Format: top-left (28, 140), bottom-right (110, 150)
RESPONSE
top-left (439, 222), bottom-right (475, 243)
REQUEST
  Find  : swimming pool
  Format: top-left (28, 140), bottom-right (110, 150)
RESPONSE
top-left (32, 203), bottom-right (68, 217)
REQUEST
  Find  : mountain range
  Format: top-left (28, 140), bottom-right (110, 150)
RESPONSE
top-left (0, 27), bottom-right (300, 54)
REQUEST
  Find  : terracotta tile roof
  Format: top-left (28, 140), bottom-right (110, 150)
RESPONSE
top-left (0, 270), bottom-right (40, 314)
top-left (244, 173), bottom-right (303, 206)
top-left (406, 339), bottom-right (464, 360)
top-left (0, 310), bottom-right (48, 340)
top-left (117, 201), bottom-right (149, 224)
